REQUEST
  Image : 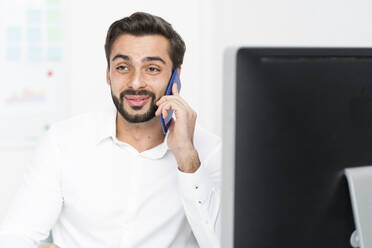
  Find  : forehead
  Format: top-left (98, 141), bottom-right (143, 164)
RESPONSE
top-left (110, 34), bottom-right (171, 63)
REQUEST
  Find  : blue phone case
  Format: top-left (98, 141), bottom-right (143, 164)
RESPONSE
top-left (160, 69), bottom-right (181, 134)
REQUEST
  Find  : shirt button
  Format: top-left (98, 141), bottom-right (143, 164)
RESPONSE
top-left (195, 185), bottom-right (199, 189)
top-left (198, 200), bottom-right (202, 204)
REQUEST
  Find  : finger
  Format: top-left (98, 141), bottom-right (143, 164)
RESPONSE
top-left (155, 102), bottom-right (170, 118)
top-left (172, 82), bottom-right (179, 96)
top-left (162, 110), bottom-right (167, 119)
top-left (162, 103), bottom-right (174, 119)
top-left (155, 102), bottom-right (165, 116)
top-left (156, 96), bottom-right (167, 106)
top-left (161, 105), bottom-right (169, 119)
top-left (158, 101), bottom-right (183, 119)
top-left (156, 96), bottom-right (175, 106)
top-left (155, 99), bottom-right (172, 116)
top-left (156, 95), bottom-right (188, 109)
top-left (166, 93), bottom-right (190, 110)
top-left (155, 105), bottom-right (160, 116)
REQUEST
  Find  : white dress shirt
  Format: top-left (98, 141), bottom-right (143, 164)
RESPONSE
top-left (0, 106), bottom-right (222, 248)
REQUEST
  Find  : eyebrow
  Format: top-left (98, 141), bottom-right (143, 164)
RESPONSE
top-left (111, 54), bottom-right (166, 65)
top-left (112, 54), bottom-right (130, 62)
top-left (143, 56), bottom-right (166, 65)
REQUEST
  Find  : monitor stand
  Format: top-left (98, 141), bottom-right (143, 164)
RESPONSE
top-left (345, 166), bottom-right (372, 248)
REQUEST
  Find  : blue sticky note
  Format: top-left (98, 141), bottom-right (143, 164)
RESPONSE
top-left (27, 27), bottom-right (42, 43)
top-left (7, 27), bottom-right (22, 43)
top-left (47, 47), bottom-right (63, 61)
top-left (27, 9), bottom-right (42, 25)
top-left (6, 46), bottom-right (22, 61)
top-left (28, 46), bottom-right (43, 61)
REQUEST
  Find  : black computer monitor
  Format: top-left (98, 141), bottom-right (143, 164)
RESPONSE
top-left (222, 48), bottom-right (372, 248)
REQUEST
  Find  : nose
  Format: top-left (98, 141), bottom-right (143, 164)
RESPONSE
top-left (128, 70), bottom-right (146, 90)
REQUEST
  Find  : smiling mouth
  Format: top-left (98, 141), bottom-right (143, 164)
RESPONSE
top-left (124, 95), bottom-right (150, 107)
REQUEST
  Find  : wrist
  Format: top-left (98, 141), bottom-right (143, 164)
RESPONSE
top-left (175, 146), bottom-right (200, 173)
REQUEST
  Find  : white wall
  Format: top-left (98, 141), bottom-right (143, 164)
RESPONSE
top-left (220, 0), bottom-right (372, 47)
top-left (1, 0), bottom-right (372, 231)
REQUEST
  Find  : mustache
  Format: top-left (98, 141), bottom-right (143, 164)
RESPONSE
top-left (120, 89), bottom-right (155, 99)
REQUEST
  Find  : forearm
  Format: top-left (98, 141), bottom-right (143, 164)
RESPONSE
top-left (177, 162), bottom-right (221, 248)
top-left (175, 145), bottom-right (201, 173)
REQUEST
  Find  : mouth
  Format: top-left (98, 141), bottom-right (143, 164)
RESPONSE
top-left (124, 95), bottom-right (150, 107)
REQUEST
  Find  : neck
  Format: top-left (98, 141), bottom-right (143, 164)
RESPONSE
top-left (115, 112), bottom-right (165, 153)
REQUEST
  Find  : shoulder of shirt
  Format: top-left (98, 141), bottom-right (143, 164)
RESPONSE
top-left (45, 110), bottom-right (111, 146)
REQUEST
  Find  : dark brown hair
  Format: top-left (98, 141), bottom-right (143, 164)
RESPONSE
top-left (104, 12), bottom-right (186, 69)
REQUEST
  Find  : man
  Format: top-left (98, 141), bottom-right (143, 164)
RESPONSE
top-left (0, 12), bottom-right (221, 248)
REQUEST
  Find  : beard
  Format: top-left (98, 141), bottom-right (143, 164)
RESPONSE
top-left (111, 88), bottom-right (158, 123)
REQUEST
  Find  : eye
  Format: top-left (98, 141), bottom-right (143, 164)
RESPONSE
top-left (116, 65), bottom-right (128, 72)
top-left (148, 66), bottom-right (160, 73)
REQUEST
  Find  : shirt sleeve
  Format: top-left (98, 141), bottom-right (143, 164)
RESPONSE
top-left (177, 141), bottom-right (222, 248)
top-left (0, 127), bottom-right (63, 247)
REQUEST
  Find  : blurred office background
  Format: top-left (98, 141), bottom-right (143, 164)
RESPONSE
top-left (0, 0), bottom-right (371, 222)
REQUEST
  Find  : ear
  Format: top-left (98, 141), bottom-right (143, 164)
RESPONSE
top-left (106, 67), bottom-right (111, 86)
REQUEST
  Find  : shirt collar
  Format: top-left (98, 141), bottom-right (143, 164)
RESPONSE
top-left (95, 104), bottom-right (170, 159)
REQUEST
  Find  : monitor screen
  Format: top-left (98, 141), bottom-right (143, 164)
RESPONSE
top-left (222, 48), bottom-right (372, 248)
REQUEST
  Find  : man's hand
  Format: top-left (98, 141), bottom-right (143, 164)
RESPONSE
top-left (156, 82), bottom-right (200, 173)
top-left (38, 243), bottom-right (60, 248)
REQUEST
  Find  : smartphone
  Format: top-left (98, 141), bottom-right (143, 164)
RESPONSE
top-left (160, 68), bottom-right (181, 134)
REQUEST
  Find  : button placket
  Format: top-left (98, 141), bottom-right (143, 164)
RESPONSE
top-left (119, 153), bottom-right (139, 248)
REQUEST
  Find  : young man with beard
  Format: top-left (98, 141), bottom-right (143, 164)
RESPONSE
top-left (0, 12), bottom-right (221, 248)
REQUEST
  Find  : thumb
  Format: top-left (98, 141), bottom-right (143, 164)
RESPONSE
top-left (172, 81), bottom-right (179, 96)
